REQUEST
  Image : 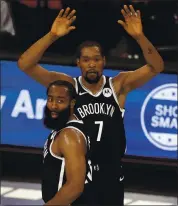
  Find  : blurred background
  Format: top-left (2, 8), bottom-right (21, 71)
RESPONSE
top-left (0, 0), bottom-right (178, 205)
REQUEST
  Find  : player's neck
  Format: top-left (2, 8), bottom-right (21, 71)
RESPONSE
top-left (81, 75), bottom-right (104, 94)
top-left (69, 114), bottom-right (78, 121)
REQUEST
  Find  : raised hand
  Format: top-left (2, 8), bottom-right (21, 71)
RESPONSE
top-left (50, 7), bottom-right (76, 38)
top-left (118, 5), bottom-right (143, 39)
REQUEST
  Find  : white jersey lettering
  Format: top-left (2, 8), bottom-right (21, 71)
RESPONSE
top-left (77, 103), bottom-right (115, 119)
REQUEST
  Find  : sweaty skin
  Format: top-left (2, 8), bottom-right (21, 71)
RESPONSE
top-left (45, 128), bottom-right (87, 206)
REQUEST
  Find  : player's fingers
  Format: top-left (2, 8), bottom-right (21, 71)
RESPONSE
top-left (67, 9), bottom-right (76, 19)
top-left (129, 5), bottom-right (136, 15)
top-left (117, 20), bottom-right (126, 29)
top-left (136, 10), bottom-right (141, 18)
top-left (69, 16), bottom-right (76, 24)
top-left (63, 7), bottom-right (70, 17)
top-left (57, 9), bottom-right (64, 18)
top-left (69, 26), bottom-right (76, 32)
top-left (121, 9), bottom-right (127, 18)
top-left (123, 5), bottom-right (131, 15)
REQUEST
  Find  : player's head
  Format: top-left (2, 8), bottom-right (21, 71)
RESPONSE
top-left (44, 80), bottom-right (76, 130)
top-left (76, 41), bottom-right (106, 84)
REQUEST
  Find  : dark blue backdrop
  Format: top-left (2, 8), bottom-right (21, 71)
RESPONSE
top-left (1, 61), bottom-right (177, 159)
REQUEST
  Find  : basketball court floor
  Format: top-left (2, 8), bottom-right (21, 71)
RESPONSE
top-left (1, 180), bottom-right (177, 205)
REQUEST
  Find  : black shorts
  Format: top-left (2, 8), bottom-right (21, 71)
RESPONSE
top-left (96, 179), bottom-right (124, 206)
top-left (72, 180), bottom-right (124, 206)
top-left (93, 168), bottom-right (124, 206)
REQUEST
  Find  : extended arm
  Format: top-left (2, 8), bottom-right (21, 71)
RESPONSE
top-left (18, 8), bottom-right (76, 87)
top-left (114, 5), bottom-right (164, 93)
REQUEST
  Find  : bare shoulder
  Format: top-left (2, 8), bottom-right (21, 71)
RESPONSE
top-left (58, 128), bottom-right (86, 149)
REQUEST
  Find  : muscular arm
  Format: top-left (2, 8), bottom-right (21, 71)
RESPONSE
top-left (113, 34), bottom-right (164, 93)
top-left (136, 34), bottom-right (164, 74)
top-left (45, 128), bottom-right (87, 205)
top-left (17, 32), bottom-right (74, 87)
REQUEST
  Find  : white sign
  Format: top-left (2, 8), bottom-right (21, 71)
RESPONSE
top-left (141, 84), bottom-right (177, 151)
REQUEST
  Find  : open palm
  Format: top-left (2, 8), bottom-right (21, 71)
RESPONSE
top-left (51, 7), bottom-right (76, 38)
top-left (118, 5), bottom-right (143, 39)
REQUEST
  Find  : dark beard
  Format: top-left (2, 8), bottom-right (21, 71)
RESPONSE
top-left (84, 72), bottom-right (101, 84)
top-left (43, 106), bottom-right (70, 130)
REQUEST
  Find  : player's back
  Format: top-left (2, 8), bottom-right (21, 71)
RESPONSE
top-left (41, 120), bottom-right (95, 205)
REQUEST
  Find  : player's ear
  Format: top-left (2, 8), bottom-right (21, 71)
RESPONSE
top-left (103, 56), bottom-right (106, 66)
top-left (76, 58), bottom-right (80, 67)
top-left (70, 99), bottom-right (76, 109)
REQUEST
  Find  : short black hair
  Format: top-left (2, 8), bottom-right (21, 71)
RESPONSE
top-left (76, 41), bottom-right (105, 58)
top-left (47, 80), bottom-right (76, 99)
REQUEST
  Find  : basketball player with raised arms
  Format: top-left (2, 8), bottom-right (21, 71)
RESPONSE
top-left (18, 5), bottom-right (164, 206)
top-left (42, 80), bottom-right (94, 205)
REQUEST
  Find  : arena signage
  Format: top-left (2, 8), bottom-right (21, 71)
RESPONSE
top-left (1, 61), bottom-right (177, 159)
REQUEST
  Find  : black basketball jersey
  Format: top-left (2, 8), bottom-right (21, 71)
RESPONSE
top-left (41, 120), bottom-right (94, 204)
top-left (73, 75), bottom-right (126, 178)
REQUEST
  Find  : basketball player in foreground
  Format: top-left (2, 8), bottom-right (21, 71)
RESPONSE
top-left (42, 80), bottom-right (93, 205)
top-left (18, 5), bottom-right (164, 205)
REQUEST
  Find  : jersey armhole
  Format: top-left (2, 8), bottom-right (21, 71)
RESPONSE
top-left (109, 77), bottom-right (125, 117)
top-left (49, 139), bottom-right (64, 160)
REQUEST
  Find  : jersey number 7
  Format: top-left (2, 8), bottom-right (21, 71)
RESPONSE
top-left (95, 121), bottom-right (103, 141)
